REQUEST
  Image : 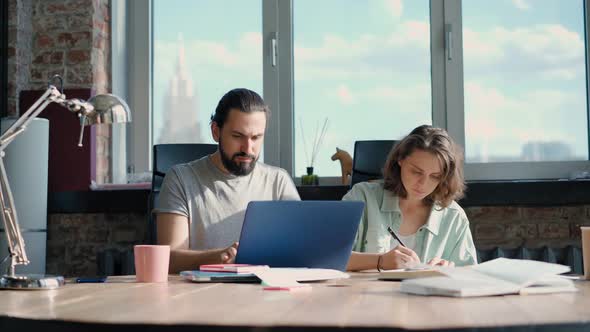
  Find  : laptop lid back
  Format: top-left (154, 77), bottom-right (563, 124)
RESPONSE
top-left (235, 200), bottom-right (364, 271)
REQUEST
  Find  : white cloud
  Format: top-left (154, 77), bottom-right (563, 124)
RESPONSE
top-left (336, 85), bottom-right (356, 105)
top-left (388, 20), bottom-right (429, 48)
top-left (154, 31), bottom-right (262, 71)
top-left (463, 28), bottom-right (504, 64)
top-left (294, 20), bottom-right (583, 84)
top-left (464, 81), bottom-right (586, 159)
top-left (384, 0), bottom-right (403, 19)
top-left (239, 32), bottom-right (263, 54)
top-left (294, 20), bottom-right (430, 81)
top-left (512, 0), bottom-right (530, 10)
top-left (364, 84), bottom-right (430, 105)
top-left (540, 69), bottom-right (577, 81)
top-left (464, 24), bottom-right (584, 81)
top-left (322, 83), bottom-right (431, 116)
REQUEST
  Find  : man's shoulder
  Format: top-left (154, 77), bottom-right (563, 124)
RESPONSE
top-left (254, 162), bottom-right (291, 179)
top-left (168, 156), bottom-right (209, 178)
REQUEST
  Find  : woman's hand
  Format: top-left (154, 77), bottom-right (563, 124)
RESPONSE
top-left (427, 257), bottom-right (455, 267)
top-left (220, 242), bottom-right (239, 263)
top-left (379, 245), bottom-right (421, 270)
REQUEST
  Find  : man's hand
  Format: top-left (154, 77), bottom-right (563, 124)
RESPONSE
top-left (220, 242), bottom-right (239, 263)
top-left (380, 245), bottom-right (421, 270)
top-left (427, 257), bottom-right (455, 267)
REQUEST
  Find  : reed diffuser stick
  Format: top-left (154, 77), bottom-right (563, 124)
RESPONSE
top-left (311, 118), bottom-right (329, 167)
top-left (299, 117), bottom-right (329, 168)
top-left (299, 117), bottom-right (310, 166)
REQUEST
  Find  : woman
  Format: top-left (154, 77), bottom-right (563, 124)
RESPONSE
top-left (345, 125), bottom-right (477, 271)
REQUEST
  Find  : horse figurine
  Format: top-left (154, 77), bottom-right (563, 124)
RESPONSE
top-left (331, 147), bottom-right (352, 185)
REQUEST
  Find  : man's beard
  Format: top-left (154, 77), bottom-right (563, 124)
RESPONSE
top-left (219, 139), bottom-right (257, 176)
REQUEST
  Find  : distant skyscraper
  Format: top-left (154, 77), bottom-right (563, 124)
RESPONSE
top-left (157, 35), bottom-right (203, 144)
top-left (521, 141), bottom-right (573, 162)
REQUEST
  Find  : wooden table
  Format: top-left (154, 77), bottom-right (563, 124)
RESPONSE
top-left (1, 273), bottom-right (589, 332)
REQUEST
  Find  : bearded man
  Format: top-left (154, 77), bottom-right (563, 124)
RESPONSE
top-left (155, 89), bottom-right (299, 273)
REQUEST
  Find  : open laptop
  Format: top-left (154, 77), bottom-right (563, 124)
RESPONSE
top-left (234, 200), bottom-right (364, 271)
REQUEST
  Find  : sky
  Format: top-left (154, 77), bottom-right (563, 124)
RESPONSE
top-left (153, 0), bottom-right (588, 176)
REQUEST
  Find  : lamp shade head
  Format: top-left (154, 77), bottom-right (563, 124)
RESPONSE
top-left (82, 94), bottom-right (132, 126)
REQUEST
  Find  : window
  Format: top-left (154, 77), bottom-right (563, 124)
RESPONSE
top-left (152, 0), bottom-right (263, 146)
top-left (117, 0), bottom-right (590, 182)
top-left (456, 0), bottom-right (590, 180)
top-left (463, 0), bottom-right (588, 163)
top-left (293, 0), bottom-right (432, 177)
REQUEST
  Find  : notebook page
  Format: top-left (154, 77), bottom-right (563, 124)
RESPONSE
top-left (400, 276), bottom-right (520, 297)
top-left (436, 265), bottom-right (519, 285)
top-left (471, 258), bottom-right (571, 287)
top-left (519, 275), bottom-right (577, 295)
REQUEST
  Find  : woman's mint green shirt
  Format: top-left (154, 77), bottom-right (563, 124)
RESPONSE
top-left (343, 182), bottom-right (477, 266)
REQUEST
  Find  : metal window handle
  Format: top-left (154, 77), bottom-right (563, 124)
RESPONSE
top-left (445, 23), bottom-right (453, 61)
top-left (271, 35), bottom-right (278, 67)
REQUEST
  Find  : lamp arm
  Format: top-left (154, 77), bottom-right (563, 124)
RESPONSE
top-left (0, 85), bottom-right (66, 276)
top-left (0, 157), bottom-right (27, 276)
top-left (0, 87), bottom-right (60, 144)
top-left (0, 80), bottom-right (131, 283)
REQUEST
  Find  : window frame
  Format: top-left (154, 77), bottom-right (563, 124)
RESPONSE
top-left (114, 0), bottom-right (590, 182)
top-left (112, 0), bottom-right (152, 177)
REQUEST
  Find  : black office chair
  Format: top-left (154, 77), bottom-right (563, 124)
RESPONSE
top-left (147, 143), bottom-right (218, 244)
top-left (350, 140), bottom-right (399, 188)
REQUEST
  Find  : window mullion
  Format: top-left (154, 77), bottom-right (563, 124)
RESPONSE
top-left (127, 0), bottom-right (152, 174)
top-left (263, 0), bottom-right (280, 168)
top-left (263, 0), bottom-right (294, 174)
top-left (277, 0), bottom-right (294, 175)
top-left (430, 0), bottom-right (447, 129)
top-left (441, 0), bottom-right (465, 153)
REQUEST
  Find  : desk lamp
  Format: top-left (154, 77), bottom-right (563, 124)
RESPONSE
top-left (0, 75), bottom-right (132, 289)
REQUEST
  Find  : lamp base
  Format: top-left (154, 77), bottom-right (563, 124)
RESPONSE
top-left (0, 274), bottom-right (65, 290)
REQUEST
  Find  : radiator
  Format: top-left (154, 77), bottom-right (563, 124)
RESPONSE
top-left (477, 246), bottom-right (583, 275)
top-left (97, 248), bottom-right (135, 276)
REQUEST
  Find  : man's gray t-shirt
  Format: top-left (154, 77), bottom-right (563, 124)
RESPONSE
top-left (155, 156), bottom-right (300, 250)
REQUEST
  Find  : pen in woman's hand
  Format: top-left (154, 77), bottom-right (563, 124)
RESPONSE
top-left (387, 226), bottom-right (406, 247)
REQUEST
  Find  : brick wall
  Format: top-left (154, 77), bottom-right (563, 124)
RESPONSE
top-left (46, 213), bottom-right (146, 277)
top-left (465, 206), bottom-right (588, 249)
top-left (44, 205), bottom-right (588, 277)
top-left (7, 0), bottom-right (32, 117)
top-left (7, 0), bottom-right (112, 183)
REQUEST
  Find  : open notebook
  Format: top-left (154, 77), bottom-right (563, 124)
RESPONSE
top-left (400, 258), bottom-right (577, 297)
top-left (379, 264), bottom-right (444, 280)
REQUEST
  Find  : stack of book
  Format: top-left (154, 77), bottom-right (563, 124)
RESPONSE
top-left (180, 264), bottom-right (269, 283)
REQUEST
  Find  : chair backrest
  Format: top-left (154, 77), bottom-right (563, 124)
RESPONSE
top-left (350, 140), bottom-right (398, 188)
top-left (151, 143), bottom-right (218, 192)
top-left (148, 143), bottom-right (218, 244)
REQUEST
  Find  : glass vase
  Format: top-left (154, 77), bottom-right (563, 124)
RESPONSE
top-left (301, 166), bottom-right (319, 185)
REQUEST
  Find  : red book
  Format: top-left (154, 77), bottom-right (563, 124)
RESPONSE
top-left (199, 264), bottom-right (269, 274)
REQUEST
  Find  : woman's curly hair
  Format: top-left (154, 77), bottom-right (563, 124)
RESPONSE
top-left (383, 125), bottom-right (465, 207)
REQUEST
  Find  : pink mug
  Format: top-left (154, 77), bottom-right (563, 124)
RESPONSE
top-left (134, 245), bottom-right (170, 282)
